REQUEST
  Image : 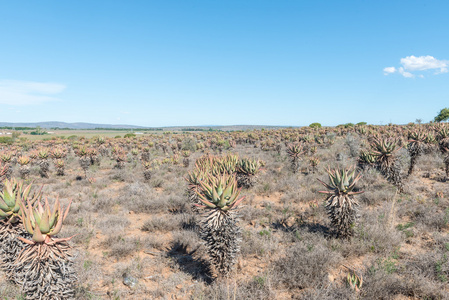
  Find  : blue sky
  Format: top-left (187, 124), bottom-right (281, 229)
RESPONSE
top-left (0, 1), bottom-right (448, 127)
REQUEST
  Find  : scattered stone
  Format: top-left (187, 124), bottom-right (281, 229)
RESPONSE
top-left (123, 275), bottom-right (138, 288)
top-left (144, 249), bottom-right (158, 256)
top-left (286, 216), bottom-right (296, 227)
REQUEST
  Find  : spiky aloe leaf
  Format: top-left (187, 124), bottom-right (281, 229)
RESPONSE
top-left (19, 197), bottom-right (72, 245)
top-left (196, 174), bottom-right (244, 212)
top-left (0, 179), bottom-right (41, 223)
top-left (318, 167), bottom-right (363, 195)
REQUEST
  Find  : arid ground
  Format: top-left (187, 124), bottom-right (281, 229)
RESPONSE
top-left (0, 125), bottom-right (448, 300)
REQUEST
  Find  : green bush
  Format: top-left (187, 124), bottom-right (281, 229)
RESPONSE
top-left (309, 123), bottom-right (322, 129)
top-left (337, 123), bottom-right (355, 128)
top-left (435, 108), bottom-right (449, 122)
top-left (124, 133), bottom-right (136, 138)
top-left (30, 131), bottom-right (47, 135)
top-left (0, 137), bottom-right (13, 144)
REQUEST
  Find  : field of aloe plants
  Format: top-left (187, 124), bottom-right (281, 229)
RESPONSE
top-left (0, 123), bottom-right (448, 299)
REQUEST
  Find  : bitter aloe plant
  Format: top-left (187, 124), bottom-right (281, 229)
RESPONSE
top-left (0, 179), bottom-right (42, 277)
top-left (318, 167), bottom-right (363, 238)
top-left (195, 173), bottom-right (245, 276)
top-left (371, 137), bottom-right (404, 192)
top-left (286, 143), bottom-right (305, 173)
top-left (12, 197), bottom-right (76, 299)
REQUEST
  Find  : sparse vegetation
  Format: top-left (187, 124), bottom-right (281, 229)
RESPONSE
top-left (0, 124), bottom-right (447, 299)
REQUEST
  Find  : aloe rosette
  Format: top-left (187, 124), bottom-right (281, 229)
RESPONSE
top-left (318, 167), bottom-right (363, 238)
top-left (196, 174), bottom-right (245, 213)
top-left (0, 178), bottom-right (41, 224)
top-left (18, 197), bottom-right (72, 245)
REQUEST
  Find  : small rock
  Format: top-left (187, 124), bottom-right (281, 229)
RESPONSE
top-left (176, 284), bottom-right (182, 289)
top-left (286, 216), bottom-right (296, 227)
top-left (144, 249), bottom-right (157, 256)
top-left (123, 275), bottom-right (138, 288)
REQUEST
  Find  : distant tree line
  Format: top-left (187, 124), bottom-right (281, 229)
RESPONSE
top-left (0, 126), bottom-right (35, 130)
top-left (182, 128), bottom-right (209, 131)
top-left (92, 128), bottom-right (163, 131)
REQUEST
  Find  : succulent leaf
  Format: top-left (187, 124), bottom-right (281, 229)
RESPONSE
top-left (318, 167), bottom-right (363, 195)
top-left (196, 174), bottom-right (244, 211)
top-left (20, 196), bottom-right (72, 244)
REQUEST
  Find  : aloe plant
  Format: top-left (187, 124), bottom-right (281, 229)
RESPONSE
top-left (318, 167), bottom-right (364, 238)
top-left (195, 173), bottom-right (245, 276)
top-left (12, 197), bottom-right (76, 299)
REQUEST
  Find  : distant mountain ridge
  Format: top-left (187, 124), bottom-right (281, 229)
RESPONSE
top-left (0, 122), bottom-right (291, 131)
top-left (0, 122), bottom-right (147, 129)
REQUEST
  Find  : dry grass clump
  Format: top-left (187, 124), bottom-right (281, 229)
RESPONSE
top-left (349, 205), bottom-right (404, 256)
top-left (414, 150), bottom-right (443, 173)
top-left (361, 256), bottom-right (447, 299)
top-left (113, 257), bottom-right (149, 282)
top-left (126, 192), bottom-right (171, 213)
top-left (73, 252), bottom-right (103, 299)
top-left (272, 230), bottom-right (343, 291)
top-left (408, 234), bottom-right (449, 283)
top-left (103, 235), bottom-right (142, 258)
top-left (235, 204), bottom-right (266, 223)
top-left (294, 285), bottom-right (356, 300)
top-left (240, 228), bottom-right (285, 258)
top-left (97, 215), bottom-right (130, 235)
top-left (359, 187), bottom-right (396, 206)
top-left (396, 194), bottom-right (449, 232)
top-left (411, 204), bottom-right (449, 231)
top-left (358, 168), bottom-right (396, 206)
top-left (92, 194), bottom-right (116, 214)
top-left (192, 278), bottom-right (275, 300)
top-left (141, 215), bottom-right (181, 232)
top-left (269, 174), bottom-right (300, 193)
top-left (141, 235), bottom-right (166, 251)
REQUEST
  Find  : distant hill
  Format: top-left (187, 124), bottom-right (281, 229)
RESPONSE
top-left (0, 122), bottom-right (293, 131)
top-left (162, 125), bottom-right (289, 131)
top-left (0, 122), bottom-right (147, 130)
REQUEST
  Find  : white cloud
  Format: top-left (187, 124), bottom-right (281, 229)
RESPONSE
top-left (437, 67), bottom-right (448, 74)
top-left (398, 67), bottom-right (414, 78)
top-left (401, 55), bottom-right (448, 73)
top-left (384, 55), bottom-right (448, 78)
top-left (0, 80), bottom-right (66, 105)
top-left (383, 67), bottom-right (396, 75)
